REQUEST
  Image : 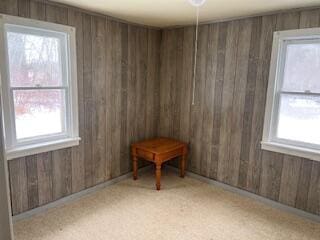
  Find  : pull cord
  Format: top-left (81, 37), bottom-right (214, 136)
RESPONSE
top-left (191, 7), bottom-right (199, 106)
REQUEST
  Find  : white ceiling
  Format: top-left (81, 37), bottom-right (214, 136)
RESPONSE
top-left (51, 0), bottom-right (320, 27)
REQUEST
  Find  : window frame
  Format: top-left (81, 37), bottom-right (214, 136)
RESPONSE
top-left (262, 27), bottom-right (320, 162)
top-left (0, 14), bottom-right (80, 160)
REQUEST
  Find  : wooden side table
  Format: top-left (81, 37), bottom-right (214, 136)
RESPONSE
top-left (131, 137), bottom-right (188, 190)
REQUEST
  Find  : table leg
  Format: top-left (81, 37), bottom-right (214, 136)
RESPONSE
top-left (133, 155), bottom-right (138, 180)
top-left (180, 155), bottom-right (186, 178)
top-left (156, 163), bottom-right (161, 190)
top-left (180, 147), bottom-right (187, 178)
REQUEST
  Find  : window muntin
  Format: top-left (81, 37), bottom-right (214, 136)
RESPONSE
top-left (0, 14), bottom-right (79, 159)
top-left (262, 28), bottom-right (320, 161)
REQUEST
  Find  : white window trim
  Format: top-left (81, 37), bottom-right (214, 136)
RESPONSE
top-left (262, 27), bottom-right (320, 162)
top-left (0, 14), bottom-right (80, 160)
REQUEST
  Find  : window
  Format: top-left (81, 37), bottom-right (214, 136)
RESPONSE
top-left (0, 14), bottom-right (79, 160)
top-left (262, 28), bottom-right (320, 161)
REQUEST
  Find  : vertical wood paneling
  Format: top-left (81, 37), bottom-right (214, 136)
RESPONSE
top-left (36, 152), bottom-right (53, 205)
top-left (190, 25), bottom-right (208, 173)
top-left (91, 15), bottom-right (106, 184)
top-left (68, 8), bottom-right (85, 193)
top-left (217, 20), bottom-right (239, 184)
top-left (200, 24), bottom-right (218, 177)
top-left (159, 8), bottom-right (320, 215)
top-left (83, 13), bottom-right (94, 187)
top-left (179, 27), bottom-right (194, 144)
top-left (210, 22), bottom-right (228, 179)
top-left (0, 0), bottom-right (18, 15)
top-left (120, 23), bottom-right (129, 175)
top-left (146, 29), bottom-right (160, 139)
top-left (125, 25), bottom-right (137, 170)
top-left (238, 17), bottom-right (262, 189)
top-left (17, 0), bottom-right (30, 17)
top-left (307, 162), bottom-right (320, 214)
top-left (228, 18), bottom-right (252, 186)
top-left (105, 19), bottom-right (112, 179)
top-left (25, 155), bottom-right (39, 209)
top-left (246, 14), bottom-right (276, 193)
top-left (279, 156), bottom-right (301, 206)
top-left (296, 159), bottom-right (313, 210)
top-left (6, 0), bottom-right (161, 215)
top-left (8, 159), bottom-right (28, 215)
top-left (109, 20), bottom-right (122, 178)
top-left (51, 149), bottom-right (72, 200)
top-left (29, 0), bottom-right (45, 20)
top-left (172, 28), bottom-right (184, 140)
top-left (159, 30), bottom-right (175, 137)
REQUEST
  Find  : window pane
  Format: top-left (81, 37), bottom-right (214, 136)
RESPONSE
top-left (277, 94), bottom-right (320, 145)
top-left (13, 90), bottom-right (66, 140)
top-left (282, 42), bottom-right (320, 93)
top-left (7, 30), bottom-right (64, 87)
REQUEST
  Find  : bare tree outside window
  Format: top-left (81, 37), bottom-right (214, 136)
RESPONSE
top-left (7, 32), bottom-right (66, 139)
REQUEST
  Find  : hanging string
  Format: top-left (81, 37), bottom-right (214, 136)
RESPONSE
top-left (191, 7), bottom-right (200, 106)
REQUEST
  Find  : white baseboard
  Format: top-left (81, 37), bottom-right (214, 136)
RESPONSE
top-left (165, 165), bottom-right (320, 223)
top-left (13, 165), bottom-right (152, 222)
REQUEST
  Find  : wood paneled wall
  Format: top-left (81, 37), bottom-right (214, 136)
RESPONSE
top-left (1, 0), bottom-right (319, 217)
top-left (0, 0), bottom-right (161, 215)
top-left (159, 9), bottom-right (320, 215)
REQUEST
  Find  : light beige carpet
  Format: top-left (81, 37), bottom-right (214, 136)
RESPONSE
top-left (14, 168), bottom-right (320, 240)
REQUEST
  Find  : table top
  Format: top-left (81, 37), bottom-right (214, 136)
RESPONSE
top-left (132, 137), bottom-right (187, 154)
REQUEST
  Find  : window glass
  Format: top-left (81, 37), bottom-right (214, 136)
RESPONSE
top-left (282, 42), bottom-right (320, 93)
top-left (277, 94), bottom-right (320, 145)
top-left (13, 90), bottom-right (66, 140)
top-left (7, 31), bottom-right (64, 87)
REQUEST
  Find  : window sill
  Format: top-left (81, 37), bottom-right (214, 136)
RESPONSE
top-left (6, 137), bottom-right (81, 160)
top-left (261, 141), bottom-right (320, 162)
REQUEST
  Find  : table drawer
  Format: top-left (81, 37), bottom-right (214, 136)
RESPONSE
top-left (136, 149), bottom-right (154, 161)
top-left (159, 148), bottom-right (183, 161)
